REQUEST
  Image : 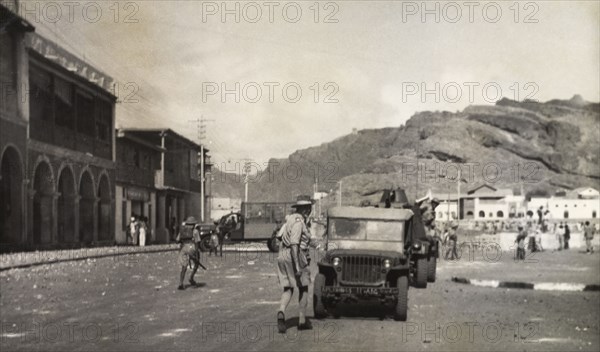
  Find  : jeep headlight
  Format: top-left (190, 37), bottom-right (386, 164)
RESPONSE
top-left (383, 259), bottom-right (391, 269)
top-left (412, 242), bottom-right (422, 250)
top-left (332, 257), bottom-right (341, 266)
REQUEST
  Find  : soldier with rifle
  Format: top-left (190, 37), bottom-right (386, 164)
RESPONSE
top-left (176, 216), bottom-right (207, 290)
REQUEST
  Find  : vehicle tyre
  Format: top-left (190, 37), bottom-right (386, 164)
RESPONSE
top-left (427, 255), bottom-right (437, 283)
top-left (415, 257), bottom-right (428, 288)
top-left (267, 236), bottom-right (280, 253)
top-left (313, 273), bottom-right (327, 319)
top-left (394, 276), bottom-right (408, 321)
top-left (198, 235), bottom-right (211, 252)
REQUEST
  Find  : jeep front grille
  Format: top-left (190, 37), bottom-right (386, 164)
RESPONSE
top-left (340, 256), bottom-right (384, 284)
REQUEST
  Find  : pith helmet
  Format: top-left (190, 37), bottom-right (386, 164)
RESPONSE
top-left (184, 216), bottom-right (198, 225)
top-left (291, 195), bottom-right (314, 208)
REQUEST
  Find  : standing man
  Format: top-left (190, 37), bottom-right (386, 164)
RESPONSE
top-left (584, 221), bottom-right (595, 254)
top-left (276, 196), bottom-right (316, 333)
top-left (444, 221), bottom-right (459, 260)
top-left (176, 216), bottom-right (202, 290)
top-left (127, 216), bottom-right (138, 245)
top-left (515, 224), bottom-right (527, 260)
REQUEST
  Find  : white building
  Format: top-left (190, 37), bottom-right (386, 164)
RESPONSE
top-left (528, 188), bottom-right (599, 221)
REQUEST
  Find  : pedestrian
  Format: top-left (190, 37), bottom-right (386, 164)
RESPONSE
top-left (444, 221), bottom-right (459, 260)
top-left (208, 228), bottom-right (219, 256)
top-left (515, 225), bottom-right (527, 260)
top-left (276, 196), bottom-right (316, 333)
top-left (563, 223), bottom-right (570, 250)
top-left (584, 221), bottom-right (595, 254)
top-left (557, 222), bottom-right (564, 251)
top-left (176, 216), bottom-right (202, 290)
top-left (534, 225), bottom-right (543, 252)
top-left (128, 216), bottom-right (139, 245)
top-left (138, 217), bottom-right (147, 247)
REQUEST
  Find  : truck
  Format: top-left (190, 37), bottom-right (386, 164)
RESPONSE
top-left (201, 201), bottom-right (295, 252)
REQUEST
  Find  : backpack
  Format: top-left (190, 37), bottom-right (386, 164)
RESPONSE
top-left (177, 225), bottom-right (194, 242)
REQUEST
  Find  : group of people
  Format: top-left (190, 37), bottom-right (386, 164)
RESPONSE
top-left (126, 215), bottom-right (149, 246)
top-left (514, 220), bottom-right (597, 259)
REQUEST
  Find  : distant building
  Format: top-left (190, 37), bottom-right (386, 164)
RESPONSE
top-left (529, 188), bottom-right (599, 220)
top-left (115, 129), bottom-right (211, 243)
top-left (114, 130), bottom-right (163, 244)
top-left (461, 185), bottom-right (514, 220)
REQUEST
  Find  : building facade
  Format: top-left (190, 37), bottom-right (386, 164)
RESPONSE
top-left (114, 130), bottom-right (162, 244)
top-left (1, 6), bottom-right (117, 250)
top-left (529, 188), bottom-right (600, 221)
top-left (117, 129), bottom-right (211, 243)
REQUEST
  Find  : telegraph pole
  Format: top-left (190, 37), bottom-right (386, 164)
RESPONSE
top-left (189, 115), bottom-right (214, 222)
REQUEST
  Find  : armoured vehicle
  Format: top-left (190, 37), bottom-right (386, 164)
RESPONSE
top-left (314, 206), bottom-right (419, 321)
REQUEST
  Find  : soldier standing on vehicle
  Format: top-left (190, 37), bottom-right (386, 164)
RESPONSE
top-left (276, 196), bottom-right (315, 333)
top-left (176, 216), bottom-right (202, 290)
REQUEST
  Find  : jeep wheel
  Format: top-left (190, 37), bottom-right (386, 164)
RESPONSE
top-left (394, 276), bottom-right (408, 321)
top-left (198, 236), bottom-right (211, 252)
top-left (313, 274), bottom-right (327, 319)
top-left (267, 236), bottom-right (280, 253)
top-left (415, 257), bottom-right (428, 288)
top-left (427, 255), bottom-right (437, 282)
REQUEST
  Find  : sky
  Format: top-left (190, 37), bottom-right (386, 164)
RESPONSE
top-left (15, 0), bottom-right (600, 166)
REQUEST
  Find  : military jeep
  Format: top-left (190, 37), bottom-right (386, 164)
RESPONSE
top-left (313, 206), bottom-right (414, 321)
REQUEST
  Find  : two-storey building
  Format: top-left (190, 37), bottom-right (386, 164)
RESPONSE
top-left (115, 129), bottom-right (210, 243)
top-left (1, 4), bottom-right (116, 250)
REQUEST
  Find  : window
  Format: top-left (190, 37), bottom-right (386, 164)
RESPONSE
top-left (489, 212), bottom-right (493, 218)
top-left (29, 65), bottom-right (53, 122)
top-left (593, 211), bottom-right (597, 219)
top-left (133, 149), bottom-right (140, 168)
top-left (497, 211), bottom-right (504, 218)
top-left (76, 90), bottom-right (95, 136)
top-left (54, 76), bottom-right (74, 128)
top-left (96, 100), bottom-right (112, 142)
top-left (479, 211), bottom-right (485, 218)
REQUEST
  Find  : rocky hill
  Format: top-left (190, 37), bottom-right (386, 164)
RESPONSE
top-left (211, 96), bottom-right (600, 206)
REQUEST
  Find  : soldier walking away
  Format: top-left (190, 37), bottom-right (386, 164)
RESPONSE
top-left (176, 216), bottom-right (202, 290)
top-left (515, 224), bottom-right (527, 260)
top-left (276, 195), bottom-right (316, 333)
top-left (584, 221), bottom-right (595, 254)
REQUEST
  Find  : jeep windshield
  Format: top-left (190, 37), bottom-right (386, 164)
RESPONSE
top-left (328, 218), bottom-right (404, 242)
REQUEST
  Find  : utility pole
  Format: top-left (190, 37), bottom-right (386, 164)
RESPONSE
top-left (189, 115), bottom-right (214, 222)
top-left (338, 180), bottom-right (342, 207)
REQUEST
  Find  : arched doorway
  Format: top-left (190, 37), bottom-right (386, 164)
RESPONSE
top-left (79, 171), bottom-right (95, 244)
top-left (57, 168), bottom-right (76, 243)
top-left (97, 175), bottom-right (111, 241)
top-left (479, 211), bottom-right (485, 218)
top-left (33, 162), bottom-right (54, 245)
top-left (0, 147), bottom-right (23, 245)
top-left (497, 211), bottom-right (504, 218)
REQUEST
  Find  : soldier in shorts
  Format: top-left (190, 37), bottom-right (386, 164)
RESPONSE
top-left (276, 196), bottom-right (318, 333)
top-left (176, 216), bottom-right (201, 290)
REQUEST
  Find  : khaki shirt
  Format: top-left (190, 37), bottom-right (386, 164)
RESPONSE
top-left (281, 213), bottom-right (312, 250)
